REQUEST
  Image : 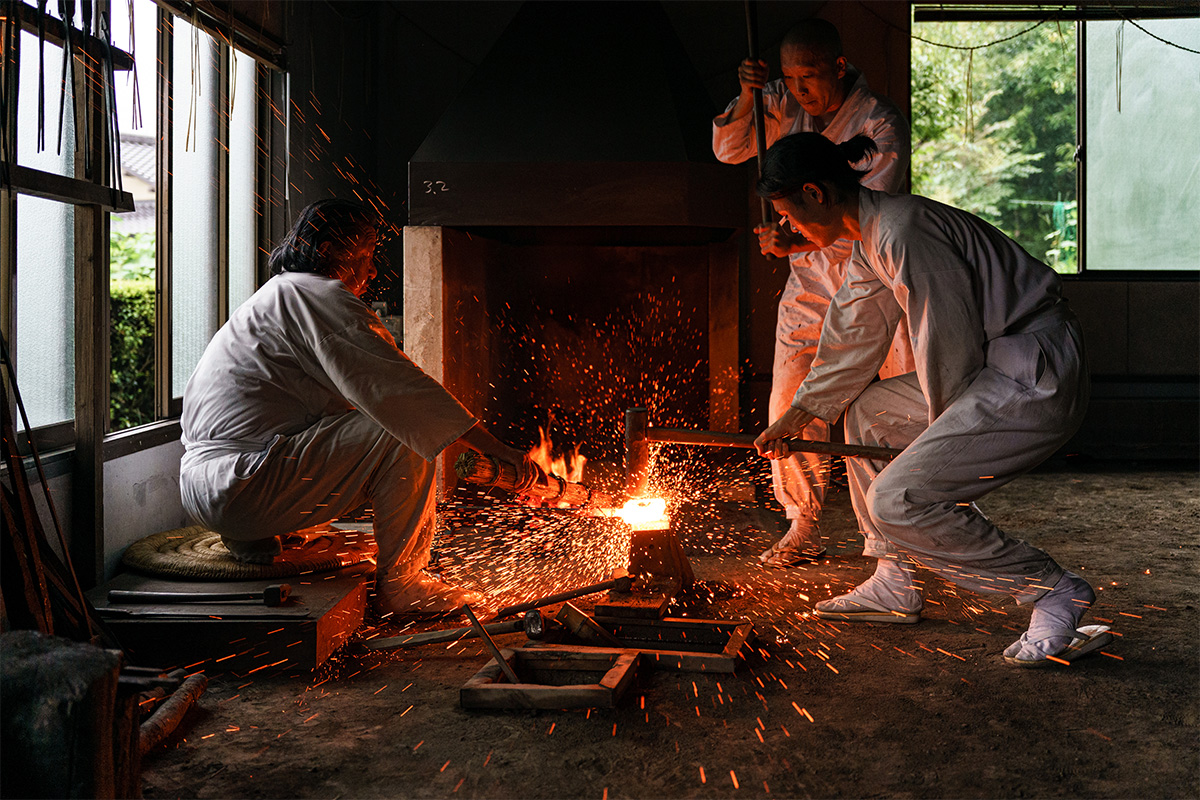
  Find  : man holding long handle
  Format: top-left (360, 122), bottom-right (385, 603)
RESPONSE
top-left (713, 18), bottom-right (914, 567)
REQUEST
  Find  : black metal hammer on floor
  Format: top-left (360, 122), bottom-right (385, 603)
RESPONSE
top-left (107, 584), bottom-right (292, 606)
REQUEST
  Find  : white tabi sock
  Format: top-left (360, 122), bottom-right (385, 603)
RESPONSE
top-left (817, 556), bottom-right (922, 614)
top-left (1004, 571), bottom-right (1095, 662)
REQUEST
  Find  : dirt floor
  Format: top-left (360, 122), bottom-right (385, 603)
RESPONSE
top-left (139, 457), bottom-right (1198, 799)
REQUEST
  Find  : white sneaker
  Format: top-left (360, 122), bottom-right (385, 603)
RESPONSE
top-left (814, 557), bottom-right (922, 623)
top-left (374, 572), bottom-right (492, 620)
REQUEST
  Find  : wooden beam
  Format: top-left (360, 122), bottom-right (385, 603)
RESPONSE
top-left (72, 45), bottom-right (113, 589)
top-left (153, 0), bottom-right (286, 69)
top-left (2, 163), bottom-right (134, 211)
top-left (0, 2), bottom-right (134, 70)
top-left (73, 201), bottom-right (108, 589)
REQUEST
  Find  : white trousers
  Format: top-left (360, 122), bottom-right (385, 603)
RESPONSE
top-left (843, 319), bottom-right (1089, 604)
top-left (180, 411), bottom-right (435, 583)
top-left (770, 268), bottom-right (914, 524)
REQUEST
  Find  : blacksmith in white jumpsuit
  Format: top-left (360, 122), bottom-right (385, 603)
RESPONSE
top-left (712, 19), bottom-right (915, 566)
top-left (754, 133), bottom-right (1113, 666)
top-left (180, 200), bottom-right (536, 619)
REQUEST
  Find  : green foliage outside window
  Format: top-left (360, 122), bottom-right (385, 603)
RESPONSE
top-left (110, 232), bottom-right (156, 281)
top-left (912, 21), bottom-right (1078, 273)
top-left (110, 230), bottom-right (156, 429)
top-left (110, 279), bottom-right (155, 430)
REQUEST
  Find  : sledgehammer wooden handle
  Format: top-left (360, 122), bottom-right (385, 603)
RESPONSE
top-left (647, 428), bottom-right (903, 461)
top-left (490, 570), bottom-right (633, 621)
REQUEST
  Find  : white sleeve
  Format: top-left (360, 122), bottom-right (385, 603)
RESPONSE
top-left (712, 81), bottom-right (791, 164)
top-left (859, 107), bottom-right (910, 195)
top-left (313, 320), bottom-right (477, 461)
top-left (793, 249), bottom-right (902, 422)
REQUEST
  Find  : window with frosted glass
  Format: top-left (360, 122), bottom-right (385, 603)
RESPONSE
top-left (15, 30), bottom-right (75, 173)
top-left (15, 196), bottom-right (76, 429)
top-left (228, 49), bottom-right (258, 311)
top-left (170, 18), bottom-right (221, 395)
top-left (1084, 19), bottom-right (1200, 272)
top-left (15, 32), bottom-right (75, 428)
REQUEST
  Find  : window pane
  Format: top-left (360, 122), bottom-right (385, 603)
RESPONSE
top-left (228, 49), bottom-right (258, 311)
top-left (17, 31), bottom-right (75, 171)
top-left (912, 21), bottom-right (1078, 273)
top-left (171, 19), bottom-right (221, 396)
top-left (1084, 19), bottom-right (1200, 271)
top-left (16, 195), bottom-right (75, 428)
top-left (111, 0), bottom-right (157, 136)
top-left (109, 0), bottom-right (160, 431)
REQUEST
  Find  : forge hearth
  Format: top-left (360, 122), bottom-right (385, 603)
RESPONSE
top-left (403, 2), bottom-right (749, 494)
top-left (404, 227), bottom-right (741, 494)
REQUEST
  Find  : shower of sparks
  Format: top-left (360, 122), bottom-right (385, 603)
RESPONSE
top-left (134, 74), bottom-right (1138, 799)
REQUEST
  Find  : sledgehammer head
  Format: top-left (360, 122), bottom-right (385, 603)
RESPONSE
top-left (610, 568), bottom-right (632, 593)
top-left (263, 584), bottom-right (292, 606)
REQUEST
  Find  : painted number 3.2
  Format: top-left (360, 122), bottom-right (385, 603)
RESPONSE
top-left (423, 180), bottom-right (449, 194)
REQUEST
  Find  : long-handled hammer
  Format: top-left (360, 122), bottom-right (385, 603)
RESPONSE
top-left (626, 407), bottom-right (902, 496)
top-left (107, 584), bottom-right (292, 607)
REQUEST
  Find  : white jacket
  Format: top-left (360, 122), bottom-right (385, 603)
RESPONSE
top-left (181, 272), bottom-right (476, 471)
top-left (712, 68), bottom-right (912, 279)
top-left (796, 190), bottom-right (1070, 425)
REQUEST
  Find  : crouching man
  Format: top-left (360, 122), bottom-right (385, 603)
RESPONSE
top-left (180, 200), bottom-right (536, 619)
top-left (753, 133), bottom-right (1112, 666)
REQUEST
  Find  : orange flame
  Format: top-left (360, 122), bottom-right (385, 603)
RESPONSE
top-left (527, 426), bottom-right (587, 503)
top-left (615, 497), bottom-right (669, 531)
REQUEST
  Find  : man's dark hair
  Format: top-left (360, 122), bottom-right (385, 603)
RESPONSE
top-left (780, 18), bottom-right (844, 62)
top-left (268, 199), bottom-right (380, 276)
top-left (756, 133), bottom-right (878, 201)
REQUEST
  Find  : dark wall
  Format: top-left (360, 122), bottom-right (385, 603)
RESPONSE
top-left (283, 0), bottom-right (1197, 458)
top-left (273, 0), bottom-right (382, 279)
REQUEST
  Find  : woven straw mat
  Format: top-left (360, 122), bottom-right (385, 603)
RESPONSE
top-left (121, 525), bottom-right (375, 580)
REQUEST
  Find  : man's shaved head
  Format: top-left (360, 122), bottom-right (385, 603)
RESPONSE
top-left (781, 18), bottom-right (843, 63)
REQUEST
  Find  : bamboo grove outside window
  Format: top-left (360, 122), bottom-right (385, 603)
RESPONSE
top-left (911, 8), bottom-right (1199, 275)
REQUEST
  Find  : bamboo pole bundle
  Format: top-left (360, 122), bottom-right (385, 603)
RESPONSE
top-left (454, 452), bottom-right (615, 508)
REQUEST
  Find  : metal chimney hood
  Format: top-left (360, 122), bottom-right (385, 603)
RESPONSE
top-left (407, 1), bottom-right (744, 229)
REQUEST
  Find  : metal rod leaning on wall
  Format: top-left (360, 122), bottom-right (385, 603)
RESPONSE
top-left (744, 0), bottom-right (772, 228)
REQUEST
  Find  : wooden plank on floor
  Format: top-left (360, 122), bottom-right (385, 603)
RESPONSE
top-left (86, 567), bottom-right (369, 673)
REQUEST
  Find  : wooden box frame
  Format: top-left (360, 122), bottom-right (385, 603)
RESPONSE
top-left (460, 648), bottom-right (640, 710)
top-left (526, 617), bottom-right (753, 674)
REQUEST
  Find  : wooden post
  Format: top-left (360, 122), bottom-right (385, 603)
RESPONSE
top-left (403, 225), bottom-right (491, 500)
top-left (73, 24), bottom-right (112, 587)
top-left (624, 407), bottom-right (649, 498)
top-left (708, 238), bottom-right (740, 432)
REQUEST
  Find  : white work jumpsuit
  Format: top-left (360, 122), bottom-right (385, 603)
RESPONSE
top-left (713, 68), bottom-right (915, 530)
top-left (795, 190), bottom-right (1088, 603)
top-left (179, 272), bottom-right (477, 588)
